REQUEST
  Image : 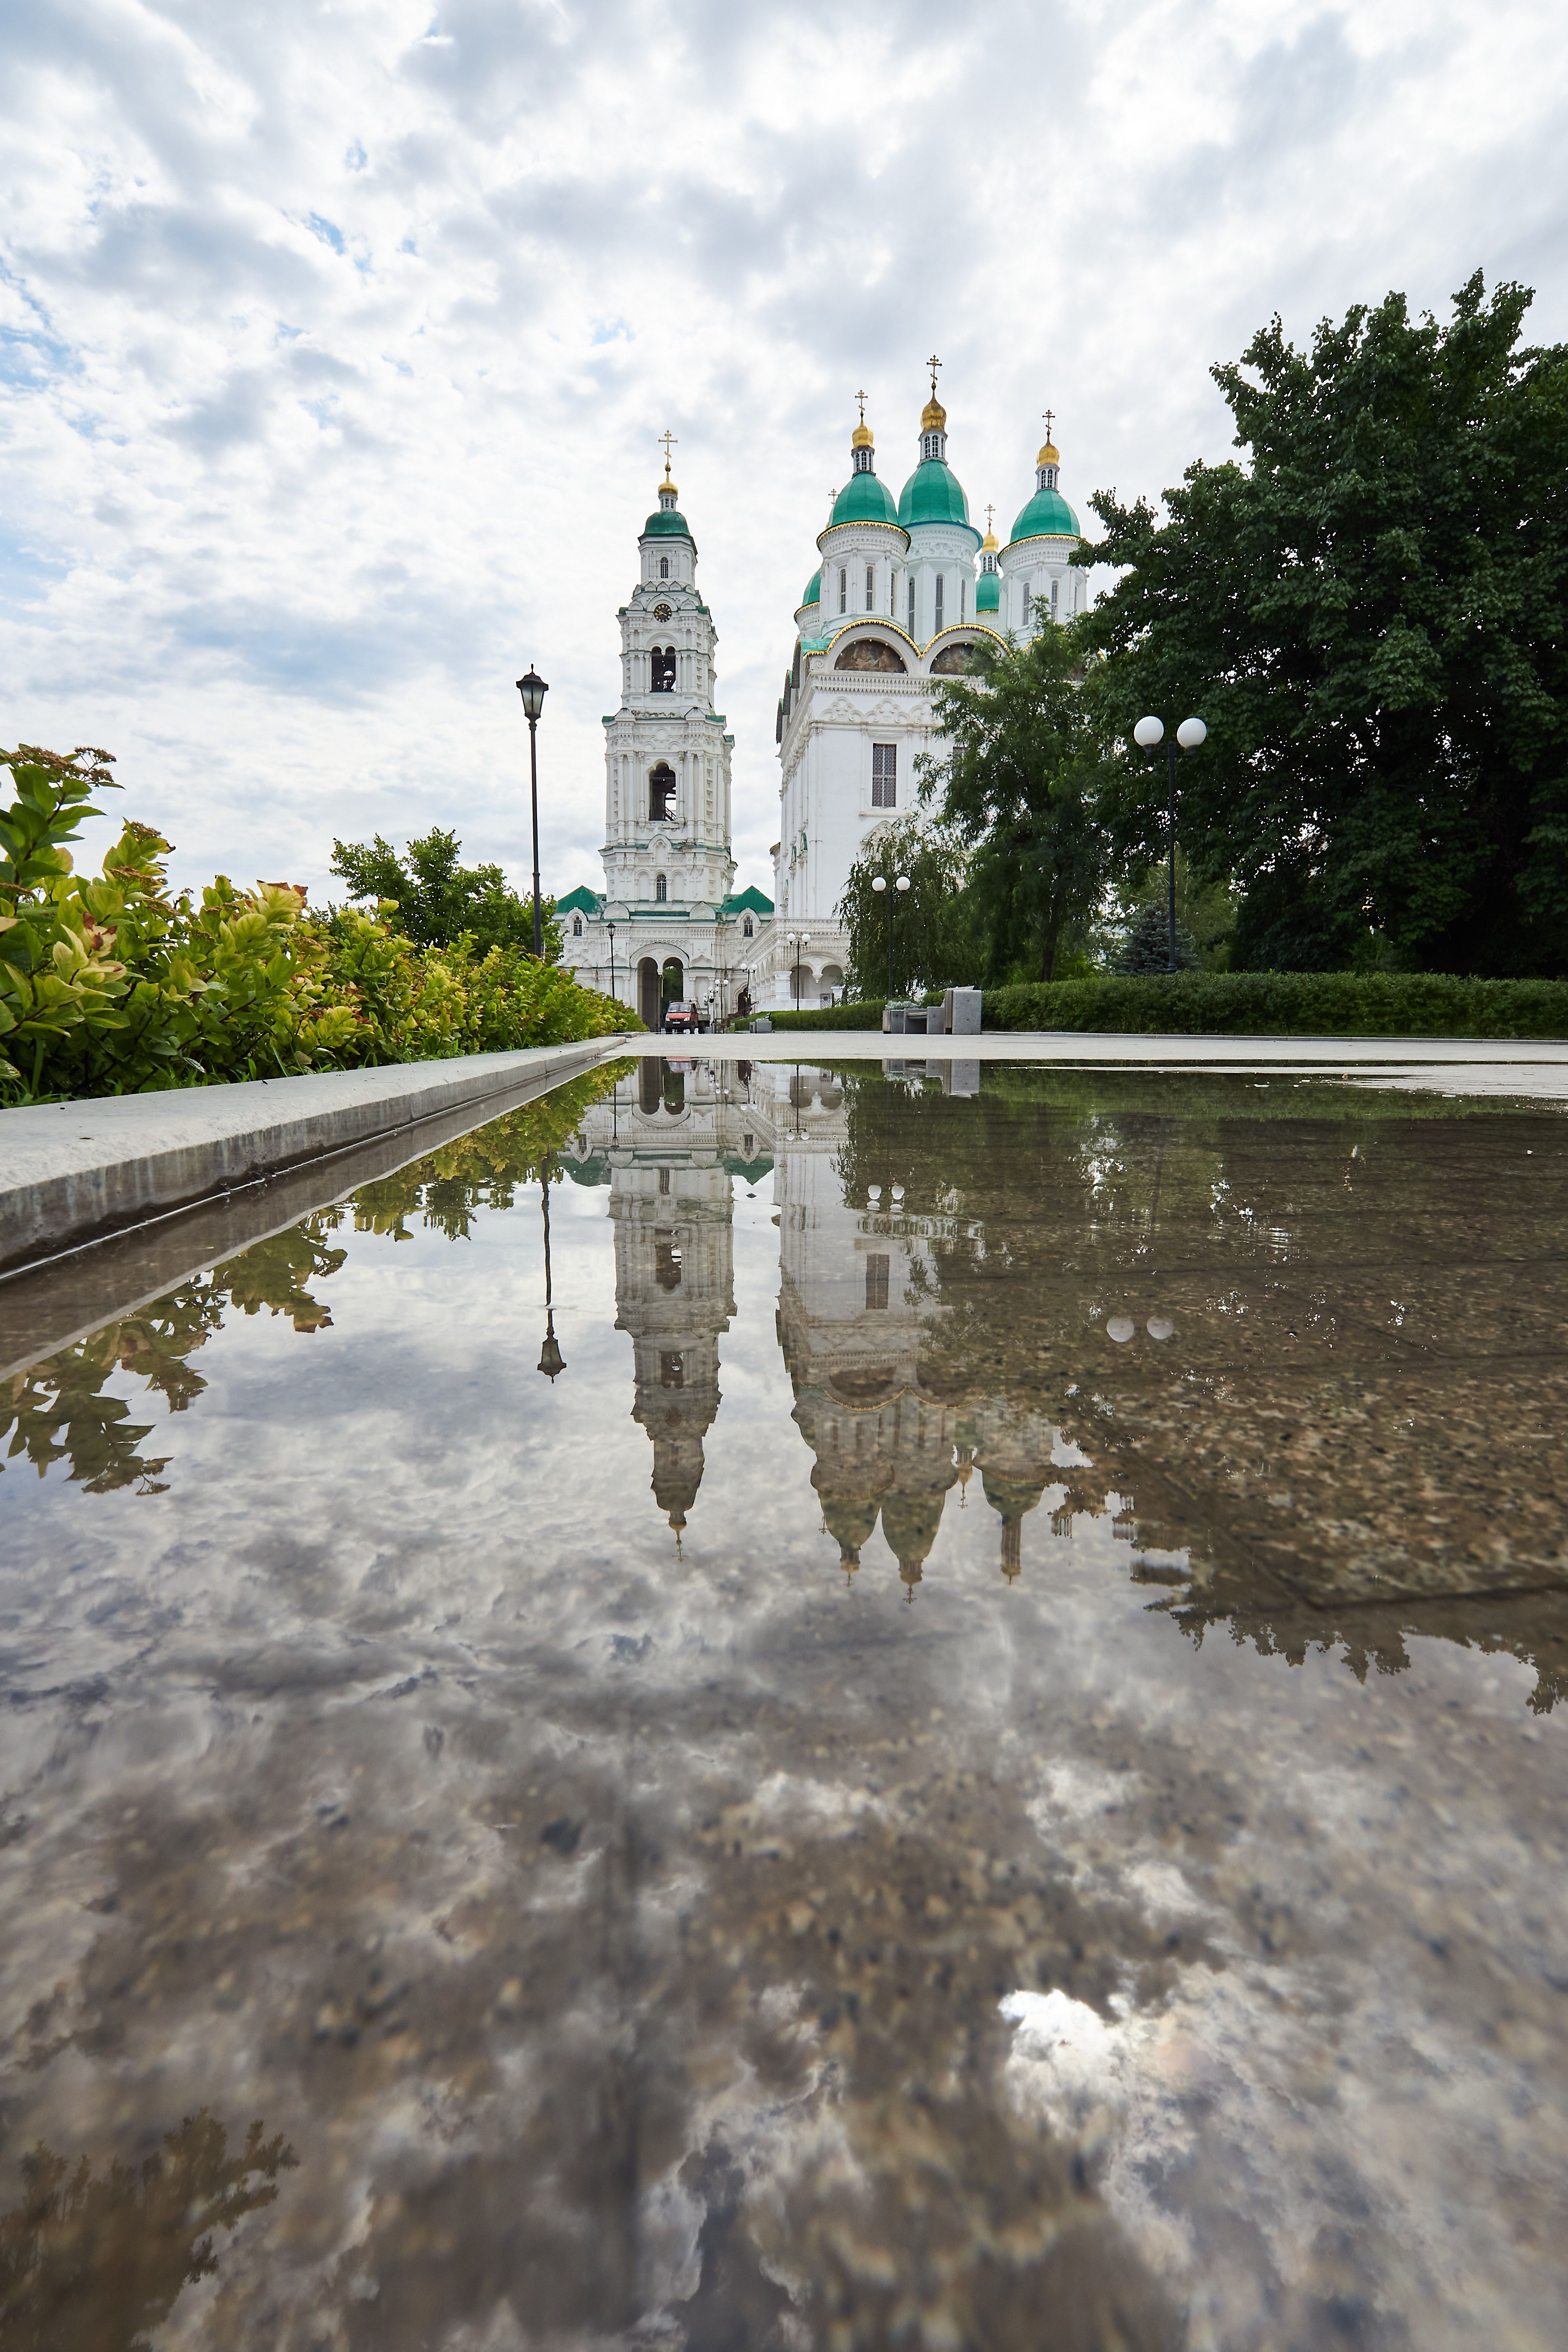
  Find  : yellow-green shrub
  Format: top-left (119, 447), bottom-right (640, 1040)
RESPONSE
top-left (0, 744), bottom-right (623, 1104)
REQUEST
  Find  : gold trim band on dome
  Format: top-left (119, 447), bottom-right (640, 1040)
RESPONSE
top-left (816, 519), bottom-right (911, 549)
top-left (818, 616), bottom-right (921, 655)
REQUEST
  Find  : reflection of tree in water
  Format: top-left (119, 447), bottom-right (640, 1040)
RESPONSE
top-left (1, 1063), bottom-right (626, 1496)
top-left (821, 1062), bottom-right (1568, 1710)
top-left (0, 2110), bottom-right (295, 2351)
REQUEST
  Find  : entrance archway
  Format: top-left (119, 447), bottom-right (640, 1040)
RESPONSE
top-left (638, 957), bottom-right (661, 1031)
top-left (661, 958), bottom-right (683, 1021)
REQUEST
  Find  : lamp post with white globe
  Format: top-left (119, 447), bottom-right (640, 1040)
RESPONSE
top-left (1132, 714), bottom-right (1207, 973)
top-left (787, 931), bottom-right (811, 1008)
top-left (870, 872), bottom-right (911, 1002)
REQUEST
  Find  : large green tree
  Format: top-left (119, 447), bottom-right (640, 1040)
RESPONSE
top-left (330, 827), bottom-right (561, 961)
top-left (920, 619), bottom-right (1109, 983)
top-left (1080, 273), bottom-right (1568, 974)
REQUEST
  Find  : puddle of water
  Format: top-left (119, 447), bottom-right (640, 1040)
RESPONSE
top-left (2, 1056), bottom-right (1567, 2350)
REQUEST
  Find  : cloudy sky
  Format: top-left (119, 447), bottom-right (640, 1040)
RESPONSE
top-left (4, 0), bottom-right (1566, 908)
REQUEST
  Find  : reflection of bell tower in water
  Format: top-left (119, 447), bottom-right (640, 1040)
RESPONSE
top-left (574, 1060), bottom-right (749, 1535)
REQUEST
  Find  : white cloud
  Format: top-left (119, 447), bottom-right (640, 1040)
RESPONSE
top-left (3, 0), bottom-right (1566, 903)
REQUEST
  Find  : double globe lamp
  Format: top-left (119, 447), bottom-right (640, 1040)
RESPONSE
top-left (870, 871), bottom-right (911, 1003)
top-left (1133, 713), bottom-right (1207, 974)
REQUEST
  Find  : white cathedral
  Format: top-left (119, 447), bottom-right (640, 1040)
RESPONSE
top-left (559, 375), bottom-right (1084, 1018)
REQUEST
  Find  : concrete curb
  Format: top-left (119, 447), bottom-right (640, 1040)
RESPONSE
top-left (0, 1040), bottom-right (626, 1280)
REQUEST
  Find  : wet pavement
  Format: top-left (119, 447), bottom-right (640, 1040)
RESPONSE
top-left (1, 1056), bottom-right (1566, 2350)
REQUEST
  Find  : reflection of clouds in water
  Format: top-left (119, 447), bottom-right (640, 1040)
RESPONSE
top-left (6, 1072), bottom-right (1568, 2342)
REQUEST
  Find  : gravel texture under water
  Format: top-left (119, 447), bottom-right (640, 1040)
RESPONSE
top-left (1, 1056), bottom-right (1566, 2351)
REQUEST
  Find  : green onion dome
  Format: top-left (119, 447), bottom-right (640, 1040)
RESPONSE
top-left (975, 568), bottom-right (1000, 613)
top-left (898, 460), bottom-right (977, 534)
top-left (643, 505), bottom-right (695, 538)
top-left (801, 568), bottom-right (821, 608)
top-left (1007, 484), bottom-right (1080, 543)
top-left (828, 469), bottom-right (900, 528)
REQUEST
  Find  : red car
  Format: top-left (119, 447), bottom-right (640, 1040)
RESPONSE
top-left (663, 999), bottom-right (699, 1034)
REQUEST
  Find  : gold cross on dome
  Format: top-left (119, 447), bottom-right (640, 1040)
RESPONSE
top-left (855, 387), bottom-right (867, 425)
top-left (1042, 407), bottom-right (1055, 442)
top-left (658, 427), bottom-right (678, 478)
top-left (927, 353), bottom-right (942, 396)
top-left (985, 502), bottom-right (995, 533)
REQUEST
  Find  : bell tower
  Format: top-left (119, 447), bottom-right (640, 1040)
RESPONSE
top-left (601, 448), bottom-right (736, 913)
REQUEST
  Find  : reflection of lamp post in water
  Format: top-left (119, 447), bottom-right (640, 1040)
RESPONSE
top-left (536, 1153), bottom-right (565, 1381)
top-left (870, 872), bottom-right (910, 1001)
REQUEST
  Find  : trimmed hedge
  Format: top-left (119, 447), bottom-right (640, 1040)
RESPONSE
top-left (762, 999), bottom-right (887, 1032)
top-left (982, 972), bottom-right (1568, 1039)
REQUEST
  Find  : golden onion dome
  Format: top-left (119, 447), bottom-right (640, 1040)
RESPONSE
top-left (660, 475), bottom-right (679, 500)
top-left (980, 526), bottom-right (999, 552)
top-left (921, 395), bottom-right (948, 433)
top-left (851, 421), bottom-right (873, 449)
top-left (1036, 440), bottom-right (1060, 468)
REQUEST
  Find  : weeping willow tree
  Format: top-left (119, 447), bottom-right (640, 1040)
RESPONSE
top-left (836, 819), bottom-right (974, 1002)
top-left (919, 618), bottom-right (1111, 983)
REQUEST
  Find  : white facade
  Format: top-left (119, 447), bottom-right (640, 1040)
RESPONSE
top-left (758, 395), bottom-right (1086, 1010)
top-left (559, 468), bottom-right (773, 1029)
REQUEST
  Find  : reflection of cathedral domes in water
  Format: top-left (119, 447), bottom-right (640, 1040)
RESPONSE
top-left (981, 1467), bottom-right (1053, 1582)
top-left (650, 1431), bottom-right (705, 1531)
top-left (818, 1484), bottom-right (885, 1575)
top-left (881, 1471), bottom-right (957, 1599)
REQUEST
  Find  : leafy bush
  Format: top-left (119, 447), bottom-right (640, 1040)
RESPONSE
top-left (982, 971), bottom-right (1568, 1037)
top-left (0, 745), bottom-right (624, 1104)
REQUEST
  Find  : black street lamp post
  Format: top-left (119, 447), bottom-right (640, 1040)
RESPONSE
top-left (1133, 714), bottom-right (1207, 972)
top-left (515, 666), bottom-right (549, 960)
top-left (607, 918), bottom-right (616, 1009)
top-left (870, 871), bottom-right (911, 1001)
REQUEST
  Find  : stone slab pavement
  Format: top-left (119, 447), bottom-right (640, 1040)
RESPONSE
top-left (0, 1039), bottom-right (624, 1281)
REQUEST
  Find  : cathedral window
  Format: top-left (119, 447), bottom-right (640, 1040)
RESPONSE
top-left (1021, 584), bottom-right (1031, 626)
top-left (660, 1350), bottom-right (684, 1383)
top-left (839, 568), bottom-right (847, 614)
top-left (649, 764), bottom-right (675, 821)
top-left (1051, 577), bottom-right (1059, 619)
top-left (907, 575), bottom-right (915, 633)
top-left (865, 564), bottom-right (875, 612)
top-left (660, 556), bottom-right (670, 578)
top-left (655, 872), bottom-right (667, 901)
top-left (960, 578), bottom-right (966, 622)
top-left (934, 574), bottom-right (944, 630)
top-left (743, 914), bottom-right (754, 938)
top-left (658, 1166), bottom-right (670, 1194)
top-left (572, 914), bottom-right (582, 936)
top-left (872, 742), bottom-right (896, 808)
